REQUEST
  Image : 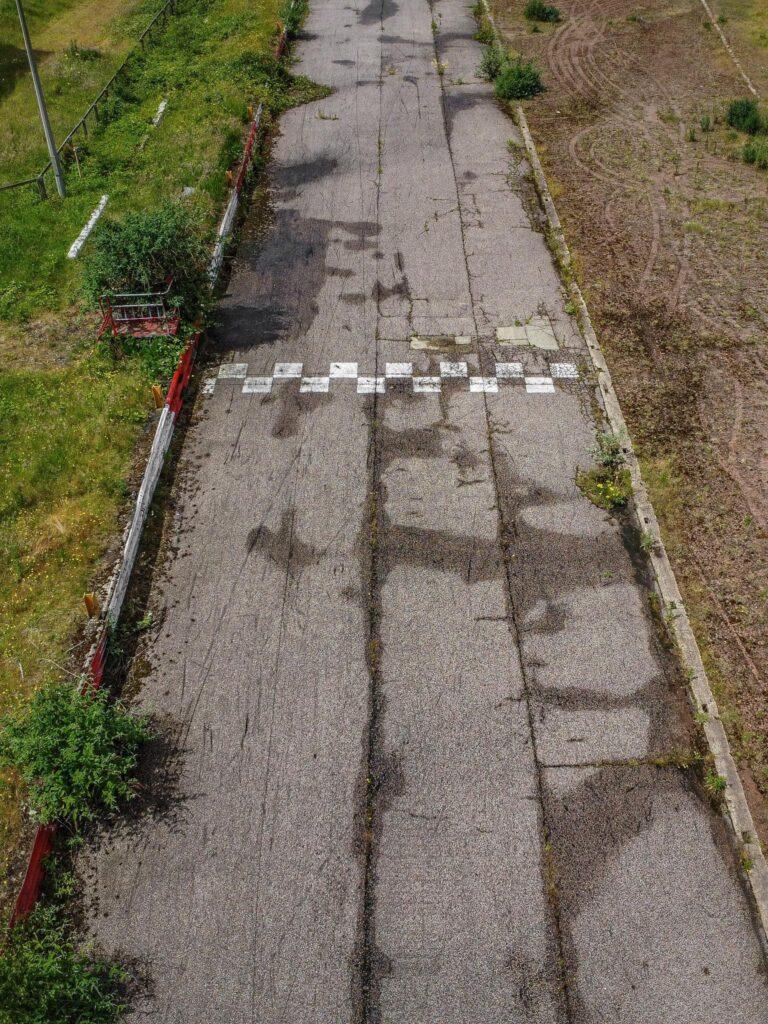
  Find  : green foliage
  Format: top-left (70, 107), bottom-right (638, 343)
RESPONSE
top-left (577, 431), bottom-right (632, 511)
top-left (705, 770), bottom-right (727, 796)
top-left (478, 44), bottom-right (504, 81)
top-left (524, 0), bottom-right (561, 23)
top-left (0, 681), bottom-right (150, 826)
top-left (280, 0), bottom-right (308, 37)
top-left (117, 334), bottom-right (188, 385)
top-left (229, 51), bottom-right (330, 114)
top-left (743, 137), bottom-right (768, 169)
top-left (474, 22), bottom-right (496, 44)
top-left (590, 430), bottom-right (626, 469)
top-left (494, 57), bottom-right (544, 100)
top-left (700, 113), bottom-right (712, 132)
top-left (81, 202), bottom-right (211, 316)
top-left (726, 97), bottom-right (764, 135)
top-left (0, 904), bottom-right (127, 1024)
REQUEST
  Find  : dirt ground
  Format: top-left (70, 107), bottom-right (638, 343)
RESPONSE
top-left (489, 0), bottom-right (768, 838)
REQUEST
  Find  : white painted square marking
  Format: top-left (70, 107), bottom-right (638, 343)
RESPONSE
top-left (455, 335), bottom-right (472, 346)
top-left (495, 362), bottom-right (524, 379)
top-left (440, 361), bottom-right (468, 378)
top-left (525, 376), bottom-right (555, 394)
top-left (218, 363), bottom-right (248, 378)
top-left (202, 378), bottom-right (216, 395)
top-left (273, 362), bottom-right (303, 378)
top-left (413, 377), bottom-right (442, 393)
top-left (300, 376), bottom-right (330, 393)
top-left (243, 376), bottom-right (273, 394)
top-left (329, 362), bottom-right (358, 379)
top-left (358, 376), bottom-right (385, 394)
top-left (550, 362), bottom-right (579, 379)
top-left (385, 362), bottom-right (413, 378)
top-left (469, 377), bottom-right (498, 393)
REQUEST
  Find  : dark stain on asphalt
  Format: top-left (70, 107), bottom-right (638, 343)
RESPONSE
top-left (270, 386), bottom-right (326, 439)
top-left (359, 0), bottom-right (398, 24)
top-left (246, 509), bottom-right (320, 576)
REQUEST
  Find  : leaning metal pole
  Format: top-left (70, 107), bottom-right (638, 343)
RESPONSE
top-left (15, 0), bottom-right (66, 198)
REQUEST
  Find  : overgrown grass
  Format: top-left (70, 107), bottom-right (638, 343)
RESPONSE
top-left (0, 0), bottom-right (325, 325)
top-left (0, 902), bottom-right (128, 1024)
top-left (726, 97), bottom-right (765, 135)
top-left (495, 56), bottom-right (544, 99)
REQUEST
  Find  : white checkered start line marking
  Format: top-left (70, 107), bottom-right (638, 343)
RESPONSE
top-left (204, 361), bottom-right (580, 396)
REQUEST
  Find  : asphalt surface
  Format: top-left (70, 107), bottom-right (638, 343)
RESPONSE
top-left (81, 0), bottom-right (768, 1019)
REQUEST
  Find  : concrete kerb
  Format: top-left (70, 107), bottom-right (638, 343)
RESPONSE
top-left (479, 0), bottom-right (768, 951)
top-left (9, 96), bottom-right (269, 929)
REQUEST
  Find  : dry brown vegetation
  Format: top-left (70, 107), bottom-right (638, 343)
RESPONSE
top-left (491, 0), bottom-right (768, 836)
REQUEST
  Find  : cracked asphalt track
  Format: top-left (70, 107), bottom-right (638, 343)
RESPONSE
top-left (80, 0), bottom-right (768, 1019)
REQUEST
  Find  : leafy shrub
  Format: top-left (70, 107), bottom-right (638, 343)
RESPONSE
top-left (743, 137), bottom-right (768, 169)
top-left (280, 0), bottom-right (308, 37)
top-left (726, 98), bottom-right (763, 135)
top-left (524, 0), bottom-right (562, 22)
top-left (474, 22), bottom-right (496, 44)
top-left (494, 57), bottom-right (544, 100)
top-left (0, 905), bottom-right (127, 1024)
top-left (0, 681), bottom-right (150, 826)
top-left (478, 44), bottom-right (504, 81)
top-left (82, 202), bottom-right (210, 317)
top-left (577, 431), bottom-right (632, 510)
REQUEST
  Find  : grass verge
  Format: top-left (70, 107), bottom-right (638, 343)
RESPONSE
top-left (0, 0), bottom-right (326, 921)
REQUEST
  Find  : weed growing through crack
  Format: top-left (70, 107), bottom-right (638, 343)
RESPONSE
top-left (576, 431), bottom-right (632, 511)
top-left (494, 57), bottom-right (544, 100)
top-left (705, 769), bottom-right (728, 797)
top-left (478, 44), bottom-right (504, 81)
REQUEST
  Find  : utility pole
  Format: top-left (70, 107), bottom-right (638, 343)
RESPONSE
top-left (15, 0), bottom-right (66, 197)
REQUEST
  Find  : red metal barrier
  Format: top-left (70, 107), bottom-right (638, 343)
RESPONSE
top-left (166, 332), bottom-right (200, 415)
top-left (9, 825), bottom-right (56, 927)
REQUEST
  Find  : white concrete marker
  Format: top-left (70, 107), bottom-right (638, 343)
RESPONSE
top-left (469, 376), bottom-right (498, 393)
top-left (329, 362), bottom-right (358, 378)
top-left (218, 363), bottom-right (248, 378)
top-left (440, 361), bottom-right (468, 377)
top-left (525, 376), bottom-right (555, 394)
top-left (300, 376), bottom-right (330, 393)
top-left (243, 376), bottom-right (272, 394)
top-left (273, 362), bottom-right (303, 378)
top-left (152, 99), bottom-right (168, 126)
top-left (358, 376), bottom-right (385, 394)
top-left (413, 377), bottom-right (441, 393)
top-left (385, 362), bottom-right (413, 378)
top-left (67, 195), bottom-right (108, 259)
top-left (495, 362), bottom-right (524, 378)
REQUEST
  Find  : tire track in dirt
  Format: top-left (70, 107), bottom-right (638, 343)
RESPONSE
top-left (492, 0), bottom-right (768, 838)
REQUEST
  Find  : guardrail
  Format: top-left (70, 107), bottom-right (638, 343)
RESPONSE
top-left (0, 0), bottom-right (177, 198)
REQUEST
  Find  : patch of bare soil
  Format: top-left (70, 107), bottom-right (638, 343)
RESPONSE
top-left (491, 0), bottom-right (768, 840)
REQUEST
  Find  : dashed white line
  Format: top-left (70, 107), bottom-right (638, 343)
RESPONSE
top-left (243, 376), bottom-right (272, 394)
top-left (358, 376), bottom-right (385, 394)
top-left (469, 377), bottom-right (498, 393)
top-left (329, 362), bottom-right (358, 378)
top-left (525, 376), bottom-right (556, 394)
top-left (440, 361), bottom-right (468, 377)
top-left (413, 376), bottom-right (442, 393)
top-left (385, 362), bottom-right (413, 378)
top-left (300, 376), bottom-right (330, 393)
top-left (218, 363), bottom-right (248, 378)
top-left (273, 362), bottom-right (303, 379)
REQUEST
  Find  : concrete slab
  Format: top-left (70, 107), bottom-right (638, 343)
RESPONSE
top-left (545, 765), bottom-right (768, 1023)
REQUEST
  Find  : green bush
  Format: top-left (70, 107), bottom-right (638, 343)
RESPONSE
top-left (0, 905), bottom-right (127, 1024)
top-left (478, 44), bottom-right (504, 81)
top-left (494, 57), bottom-right (544, 100)
top-left (280, 0), bottom-right (308, 37)
top-left (743, 137), bottom-right (768, 169)
top-left (474, 22), bottom-right (496, 44)
top-left (524, 0), bottom-right (562, 22)
top-left (0, 681), bottom-right (150, 826)
top-left (726, 98), bottom-right (763, 135)
top-left (82, 201), bottom-right (211, 318)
